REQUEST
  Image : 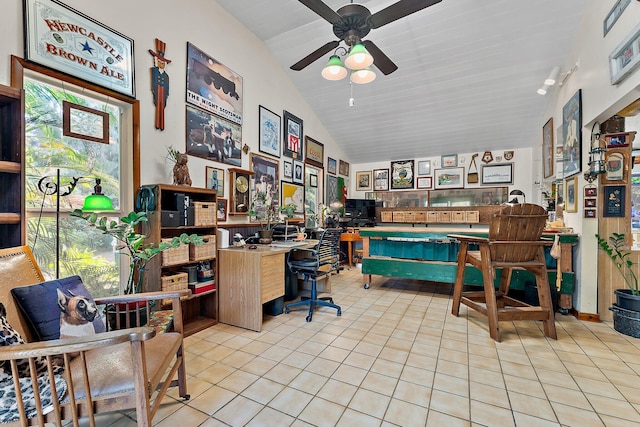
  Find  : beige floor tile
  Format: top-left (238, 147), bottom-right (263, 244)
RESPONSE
top-left (153, 404), bottom-right (209, 427)
top-left (429, 389), bottom-right (470, 420)
top-left (469, 382), bottom-right (510, 409)
top-left (241, 377), bottom-right (285, 405)
top-left (392, 379), bottom-right (431, 407)
top-left (336, 408), bottom-right (382, 427)
top-left (317, 378), bottom-right (359, 406)
top-left (213, 395), bottom-right (263, 426)
top-left (469, 400), bottom-right (515, 427)
top-left (504, 374), bottom-right (547, 399)
top-left (348, 388), bottom-right (391, 419)
top-left (216, 369), bottom-right (259, 393)
top-left (512, 412), bottom-right (561, 427)
top-left (508, 391), bottom-right (557, 422)
top-left (332, 363), bottom-right (368, 386)
top-left (360, 371), bottom-right (399, 396)
top-left (269, 387), bottom-right (314, 417)
top-left (585, 393), bottom-right (640, 421)
top-left (289, 370), bottom-right (330, 394)
top-left (384, 398), bottom-right (429, 427)
top-left (551, 401), bottom-right (605, 426)
top-left (298, 397), bottom-right (345, 427)
top-left (187, 385), bottom-right (236, 415)
top-left (245, 406), bottom-right (295, 427)
top-left (542, 383), bottom-right (591, 410)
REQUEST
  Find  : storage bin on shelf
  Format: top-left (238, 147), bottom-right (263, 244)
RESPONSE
top-left (161, 272), bottom-right (189, 305)
top-left (193, 201), bottom-right (216, 226)
top-left (190, 234), bottom-right (216, 261)
top-left (161, 239), bottom-right (189, 266)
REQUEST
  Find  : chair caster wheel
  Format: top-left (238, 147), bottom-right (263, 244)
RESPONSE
top-left (337, 310), bottom-right (342, 316)
top-left (559, 308), bottom-right (569, 315)
top-left (183, 394), bottom-right (190, 401)
top-left (285, 308), bottom-right (290, 314)
top-left (305, 315), bottom-right (312, 322)
top-left (364, 283), bottom-right (370, 289)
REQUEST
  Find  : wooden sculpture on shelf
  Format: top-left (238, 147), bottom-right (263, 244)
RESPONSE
top-left (173, 152), bottom-right (192, 186)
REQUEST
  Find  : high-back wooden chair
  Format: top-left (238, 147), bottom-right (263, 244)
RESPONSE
top-left (449, 204), bottom-right (557, 342)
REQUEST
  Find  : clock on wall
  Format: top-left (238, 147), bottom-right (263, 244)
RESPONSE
top-left (228, 168), bottom-right (254, 215)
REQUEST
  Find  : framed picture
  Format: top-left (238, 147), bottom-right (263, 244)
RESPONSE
top-left (609, 21), bottom-right (640, 84)
top-left (434, 167), bottom-right (464, 189)
top-left (305, 136), bottom-right (324, 168)
top-left (186, 105), bottom-right (241, 166)
top-left (186, 43), bottom-right (242, 124)
top-left (603, 185), bottom-right (625, 217)
top-left (543, 117), bottom-right (554, 178)
top-left (441, 154), bottom-right (458, 168)
top-left (339, 159), bottom-right (350, 176)
top-left (373, 168), bottom-right (389, 191)
top-left (481, 163), bottom-right (513, 185)
top-left (564, 176), bottom-right (577, 213)
top-left (562, 90), bottom-right (582, 178)
top-left (62, 101), bottom-right (109, 144)
top-left (584, 208), bottom-right (597, 218)
top-left (281, 181), bottom-right (304, 214)
top-left (250, 153), bottom-right (279, 210)
top-left (283, 160), bottom-right (293, 180)
top-left (417, 176), bottom-right (433, 189)
top-left (293, 159), bottom-right (305, 184)
top-left (205, 166), bottom-right (225, 197)
top-left (391, 160), bottom-right (414, 189)
top-left (326, 174), bottom-right (339, 208)
top-left (605, 132), bottom-right (634, 148)
top-left (309, 174), bottom-right (318, 188)
top-left (604, 0), bottom-right (631, 35)
top-left (584, 187), bottom-right (597, 197)
top-left (258, 105), bottom-right (281, 157)
top-left (601, 148), bottom-right (630, 184)
top-left (327, 157), bottom-right (337, 175)
top-left (217, 199), bottom-right (228, 222)
top-left (356, 171), bottom-right (372, 191)
top-left (283, 110), bottom-right (303, 159)
top-left (24, 0), bottom-right (135, 97)
top-left (418, 160), bottom-right (431, 176)
top-left (584, 198), bottom-right (597, 208)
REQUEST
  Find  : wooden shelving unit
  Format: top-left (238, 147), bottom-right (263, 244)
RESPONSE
top-left (0, 84), bottom-right (24, 248)
top-left (143, 184), bottom-right (218, 336)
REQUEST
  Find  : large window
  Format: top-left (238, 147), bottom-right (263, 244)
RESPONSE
top-left (24, 75), bottom-right (130, 296)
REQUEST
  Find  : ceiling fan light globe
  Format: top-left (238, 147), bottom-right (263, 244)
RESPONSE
top-left (350, 68), bottom-right (376, 84)
top-left (321, 55), bottom-right (347, 80)
top-left (345, 44), bottom-right (373, 70)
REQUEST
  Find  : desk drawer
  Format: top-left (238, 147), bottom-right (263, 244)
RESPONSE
top-left (261, 253), bottom-right (285, 303)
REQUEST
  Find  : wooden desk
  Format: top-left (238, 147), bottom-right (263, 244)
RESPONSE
top-left (340, 231), bottom-right (362, 268)
top-left (218, 241), bottom-right (316, 331)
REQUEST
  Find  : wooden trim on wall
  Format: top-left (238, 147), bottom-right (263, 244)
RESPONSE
top-left (10, 55), bottom-right (140, 199)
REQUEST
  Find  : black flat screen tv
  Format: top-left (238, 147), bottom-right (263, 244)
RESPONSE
top-left (344, 198), bottom-right (376, 222)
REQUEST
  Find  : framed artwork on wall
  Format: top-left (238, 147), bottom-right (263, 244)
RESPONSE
top-left (327, 157), bottom-right (337, 175)
top-left (603, 185), bottom-right (625, 217)
top-left (258, 105), bottom-right (280, 157)
top-left (564, 176), bottom-right (577, 213)
top-left (609, 21), bottom-right (640, 84)
top-left (481, 163), bottom-right (513, 185)
top-left (356, 171), bottom-right (372, 191)
top-left (562, 89), bottom-right (582, 178)
top-left (217, 199), bottom-right (228, 222)
top-left (601, 148), bottom-right (630, 184)
top-left (417, 160), bottom-right (431, 176)
top-left (293, 159), bottom-right (304, 184)
top-left (250, 153), bottom-right (279, 213)
top-left (305, 136), bottom-right (324, 167)
top-left (434, 167), bottom-right (464, 189)
top-left (205, 166), bottom-right (224, 197)
top-left (281, 181), bottom-right (304, 214)
top-left (543, 117), bottom-right (554, 178)
top-left (373, 168), bottom-right (389, 191)
top-left (339, 159), bottom-right (350, 176)
top-left (391, 160), bottom-right (414, 189)
top-left (417, 176), bottom-right (433, 189)
top-left (283, 110), bottom-right (303, 159)
top-left (186, 105), bottom-right (242, 166)
top-left (441, 154), bottom-right (458, 168)
top-left (283, 160), bottom-right (293, 180)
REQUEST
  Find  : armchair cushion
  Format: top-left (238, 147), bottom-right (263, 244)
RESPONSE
top-left (11, 276), bottom-right (105, 342)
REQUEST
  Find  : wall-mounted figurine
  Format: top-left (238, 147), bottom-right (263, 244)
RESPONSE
top-left (149, 38), bottom-right (171, 130)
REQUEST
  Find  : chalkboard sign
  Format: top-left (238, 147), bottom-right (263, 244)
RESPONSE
top-left (603, 185), bottom-right (625, 217)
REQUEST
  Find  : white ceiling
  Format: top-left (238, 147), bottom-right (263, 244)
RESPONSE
top-left (216, 0), bottom-right (589, 164)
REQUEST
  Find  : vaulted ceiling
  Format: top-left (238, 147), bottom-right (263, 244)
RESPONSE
top-left (216, 0), bottom-right (589, 164)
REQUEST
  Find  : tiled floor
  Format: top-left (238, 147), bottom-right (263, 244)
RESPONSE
top-left (92, 267), bottom-right (640, 427)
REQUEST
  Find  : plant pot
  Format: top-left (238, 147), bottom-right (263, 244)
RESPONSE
top-left (258, 229), bottom-right (273, 244)
top-left (106, 301), bottom-right (148, 330)
top-left (614, 289), bottom-right (640, 312)
top-left (610, 305), bottom-right (640, 338)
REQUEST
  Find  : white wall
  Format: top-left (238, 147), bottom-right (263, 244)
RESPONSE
top-left (0, 0), bottom-right (347, 224)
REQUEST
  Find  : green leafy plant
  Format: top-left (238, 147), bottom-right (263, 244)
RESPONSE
top-left (166, 145), bottom-right (180, 164)
top-left (596, 232), bottom-right (639, 295)
top-left (248, 190), bottom-right (280, 231)
top-left (71, 209), bottom-right (203, 294)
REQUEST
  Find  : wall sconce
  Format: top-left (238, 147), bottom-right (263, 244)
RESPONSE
top-left (584, 122), bottom-right (605, 183)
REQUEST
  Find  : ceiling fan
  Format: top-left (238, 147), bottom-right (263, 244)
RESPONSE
top-left (290, 0), bottom-right (442, 75)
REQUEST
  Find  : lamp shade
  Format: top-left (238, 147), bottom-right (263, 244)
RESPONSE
top-left (350, 68), bottom-right (376, 84)
top-left (321, 55), bottom-right (347, 80)
top-left (82, 178), bottom-right (114, 212)
top-left (344, 43), bottom-right (373, 70)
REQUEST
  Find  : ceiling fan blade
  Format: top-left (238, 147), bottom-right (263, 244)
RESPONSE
top-left (298, 0), bottom-right (343, 25)
top-left (290, 40), bottom-right (340, 71)
top-left (369, 0), bottom-right (442, 29)
top-left (363, 40), bottom-right (398, 75)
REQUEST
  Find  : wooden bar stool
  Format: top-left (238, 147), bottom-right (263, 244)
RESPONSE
top-left (449, 203), bottom-right (557, 342)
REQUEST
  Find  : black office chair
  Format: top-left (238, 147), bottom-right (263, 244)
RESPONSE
top-left (285, 228), bottom-right (343, 322)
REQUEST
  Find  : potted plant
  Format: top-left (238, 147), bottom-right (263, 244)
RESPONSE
top-left (248, 190), bottom-right (279, 243)
top-left (596, 232), bottom-right (640, 337)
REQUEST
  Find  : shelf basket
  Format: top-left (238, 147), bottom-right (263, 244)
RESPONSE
top-left (190, 234), bottom-right (216, 261)
top-left (193, 201), bottom-right (216, 226)
top-left (161, 239), bottom-right (189, 266)
top-left (161, 272), bottom-right (189, 306)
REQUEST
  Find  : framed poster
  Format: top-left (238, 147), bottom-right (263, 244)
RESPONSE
top-left (305, 136), bottom-right (324, 167)
top-left (24, 0), bottom-right (135, 97)
top-left (283, 110), bottom-right (303, 159)
top-left (564, 176), bottom-right (577, 213)
top-left (543, 118), bottom-right (554, 178)
top-left (250, 153), bottom-right (279, 212)
top-left (258, 105), bottom-right (280, 158)
top-left (441, 154), bottom-right (458, 168)
top-left (283, 160), bottom-right (293, 180)
top-left (63, 101), bottom-right (109, 144)
top-left (481, 163), bottom-right (513, 185)
top-left (585, 187), bottom-right (597, 197)
top-left (418, 160), bottom-right (431, 176)
top-left (434, 167), bottom-right (464, 189)
top-left (281, 181), bottom-right (304, 214)
top-left (562, 90), bottom-right (582, 178)
top-left (417, 177), bottom-right (433, 189)
top-left (327, 157), bottom-right (337, 175)
top-left (339, 159), bottom-right (350, 176)
top-left (293, 159), bottom-right (304, 184)
top-left (356, 171), bottom-right (372, 191)
top-left (326, 174), bottom-right (339, 208)
top-left (391, 160), bottom-right (414, 190)
top-left (604, 0), bottom-right (631, 36)
top-left (373, 168), bottom-right (389, 191)
top-left (601, 148), bottom-right (630, 184)
top-left (609, 21), bottom-right (640, 85)
top-left (186, 42), bottom-right (242, 124)
top-left (309, 174), bottom-right (318, 187)
top-left (205, 166), bottom-right (225, 197)
top-left (186, 105), bottom-right (241, 166)
top-left (603, 185), bottom-right (625, 217)
top-left (217, 199), bottom-right (228, 222)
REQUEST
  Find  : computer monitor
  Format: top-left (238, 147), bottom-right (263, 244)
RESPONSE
top-left (344, 199), bottom-right (376, 225)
